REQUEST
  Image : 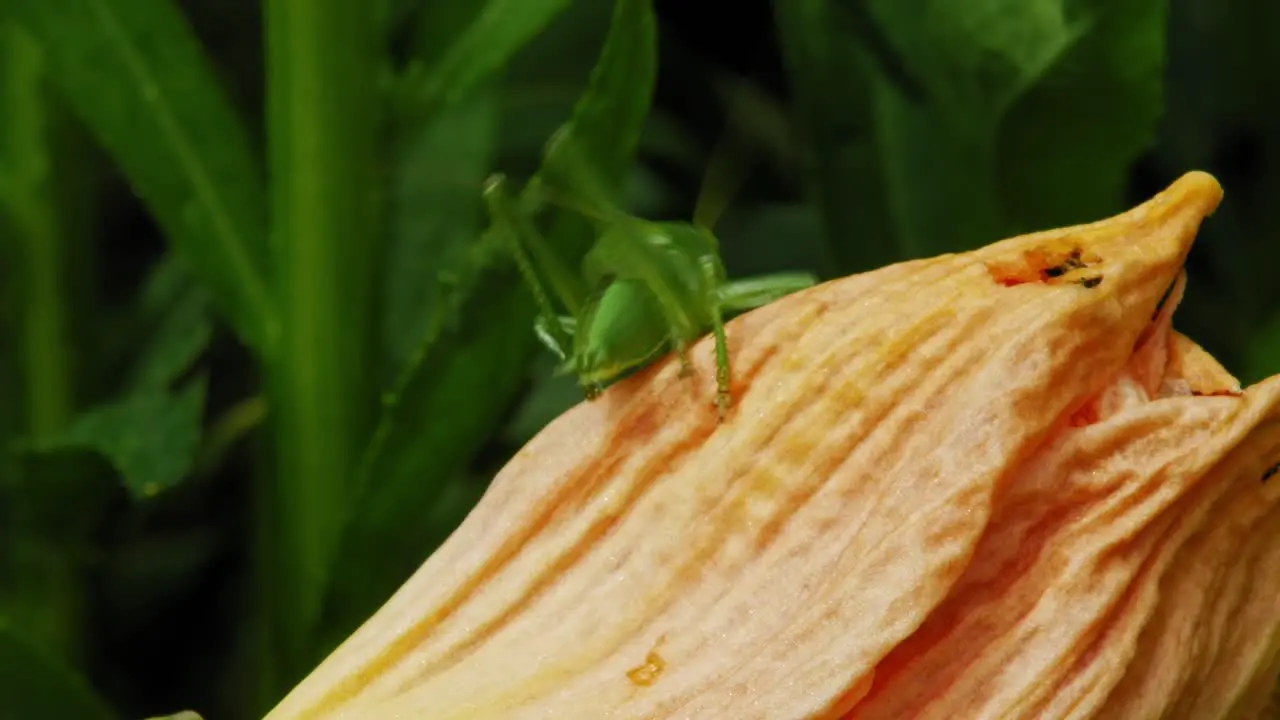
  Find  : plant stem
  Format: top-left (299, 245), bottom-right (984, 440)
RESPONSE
top-left (1, 27), bottom-right (74, 440)
top-left (16, 199), bottom-right (72, 439)
top-left (262, 0), bottom-right (381, 689)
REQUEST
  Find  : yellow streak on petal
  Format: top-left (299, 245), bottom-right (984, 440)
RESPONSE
top-left (265, 173), bottom-right (1241, 720)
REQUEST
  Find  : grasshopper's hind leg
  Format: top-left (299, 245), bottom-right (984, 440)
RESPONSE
top-left (698, 257), bottom-right (733, 420)
top-left (717, 272), bottom-right (819, 311)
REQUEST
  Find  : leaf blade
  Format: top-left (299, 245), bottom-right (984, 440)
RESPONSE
top-left (997, 0), bottom-right (1168, 229)
top-left (774, 0), bottom-right (904, 273)
top-left (862, 0), bottom-right (1167, 255)
top-left (396, 0), bottom-right (576, 120)
top-left (382, 86), bottom-right (499, 376)
top-left (33, 377), bottom-right (207, 500)
top-left (9, 0), bottom-right (274, 352)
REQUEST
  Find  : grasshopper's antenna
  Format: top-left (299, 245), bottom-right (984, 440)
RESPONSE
top-left (693, 75), bottom-right (795, 232)
top-left (693, 130), bottom-right (749, 232)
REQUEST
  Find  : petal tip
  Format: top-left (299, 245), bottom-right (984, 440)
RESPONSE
top-left (1088, 169), bottom-right (1223, 278)
top-left (1161, 170), bottom-right (1223, 216)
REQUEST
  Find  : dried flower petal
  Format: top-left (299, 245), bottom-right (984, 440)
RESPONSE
top-left (267, 172), bottom-right (1280, 719)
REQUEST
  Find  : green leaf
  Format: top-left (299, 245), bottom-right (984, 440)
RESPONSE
top-left (34, 376), bottom-right (207, 499)
top-left (19, 253), bottom-right (215, 500)
top-left (383, 86), bottom-right (499, 377)
top-left (774, 0), bottom-right (902, 272)
top-left (79, 254), bottom-right (214, 432)
top-left (486, 0), bottom-right (616, 180)
top-left (9, 0), bottom-right (274, 353)
top-left (126, 275), bottom-right (213, 394)
top-left (863, 0), bottom-right (1167, 255)
top-left (499, 0), bottom-right (613, 91)
top-left (0, 623), bottom-right (115, 720)
top-left (317, 0), bottom-right (658, 650)
top-left (396, 0), bottom-right (577, 121)
top-left (997, 0), bottom-right (1168, 229)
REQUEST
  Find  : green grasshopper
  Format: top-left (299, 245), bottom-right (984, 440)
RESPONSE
top-left (483, 150), bottom-right (817, 420)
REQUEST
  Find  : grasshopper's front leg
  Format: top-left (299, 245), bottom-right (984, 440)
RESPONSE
top-left (674, 344), bottom-right (694, 378)
top-left (533, 314), bottom-right (576, 365)
top-left (483, 174), bottom-right (587, 364)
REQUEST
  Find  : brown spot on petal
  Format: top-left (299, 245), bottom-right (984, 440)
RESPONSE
top-left (984, 243), bottom-right (1103, 287)
top-left (1263, 463), bottom-right (1278, 483)
top-left (626, 650), bottom-right (667, 687)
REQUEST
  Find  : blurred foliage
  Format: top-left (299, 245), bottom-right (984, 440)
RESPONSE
top-left (0, 0), bottom-right (1277, 718)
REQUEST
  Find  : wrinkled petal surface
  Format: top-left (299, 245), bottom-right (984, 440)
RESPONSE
top-left (267, 172), bottom-right (1280, 720)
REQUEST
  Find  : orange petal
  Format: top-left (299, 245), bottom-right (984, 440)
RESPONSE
top-left (1096, 416), bottom-right (1280, 718)
top-left (267, 172), bottom-right (1273, 720)
top-left (846, 340), bottom-right (1280, 718)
